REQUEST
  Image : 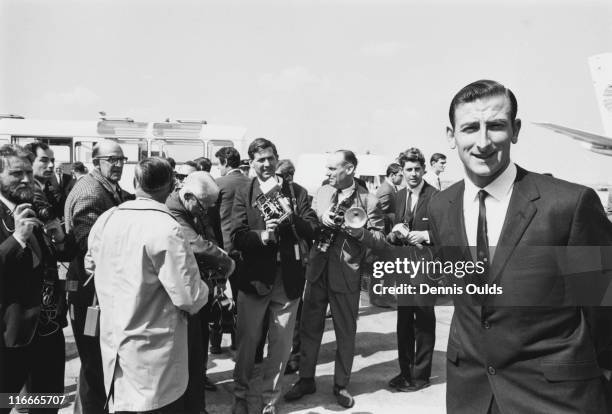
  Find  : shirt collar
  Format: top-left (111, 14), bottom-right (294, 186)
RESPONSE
top-left (464, 162), bottom-right (517, 202)
top-left (257, 175), bottom-right (283, 189)
top-left (0, 192), bottom-right (16, 212)
top-left (407, 179), bottom-right (425, 195)
top-left (34, 178), bottom-right (45, 190)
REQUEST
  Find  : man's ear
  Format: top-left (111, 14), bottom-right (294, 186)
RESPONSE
top-left (346, 163), bottom-right (355, 175)
top-left (446, 127), bottom-right (456, 149)
top-left (511, 118), bottom-right (521, 144)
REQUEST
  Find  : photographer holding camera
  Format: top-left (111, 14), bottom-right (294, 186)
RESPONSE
top-left (230, 138), bottom-right (318, 414)
top-left (0, 144), bottom-right (69, 412)
top-left (285, 150), bottom-right (386, 409)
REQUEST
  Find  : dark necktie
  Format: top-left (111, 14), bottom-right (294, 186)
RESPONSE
top-left (404, 189), bottom-right (414, 228)
top-left (475, 189), bottom-right (490, 287)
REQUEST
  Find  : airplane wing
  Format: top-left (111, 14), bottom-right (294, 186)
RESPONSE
top-left (533, 122), bottom-right (612, 156)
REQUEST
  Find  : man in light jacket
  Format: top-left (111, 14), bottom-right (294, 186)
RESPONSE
top-left (86, 157), bottom-right (208, 413)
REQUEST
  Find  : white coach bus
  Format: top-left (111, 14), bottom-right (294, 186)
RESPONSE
top-left (0, 114), bottom-right (247, 191)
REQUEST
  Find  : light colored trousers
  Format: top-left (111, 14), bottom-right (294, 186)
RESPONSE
top-left (233, 273), bottom-right (299, 405)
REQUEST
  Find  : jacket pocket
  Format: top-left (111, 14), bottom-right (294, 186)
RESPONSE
top-left (540, 360), bottom-right (602, 381)
top-left (447, 343), bottom-right (460, 365)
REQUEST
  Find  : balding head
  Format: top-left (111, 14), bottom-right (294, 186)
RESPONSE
top-left (92, 140), bottom-right (125, 183)
top-left (179, 171), bottom-right (219, 216)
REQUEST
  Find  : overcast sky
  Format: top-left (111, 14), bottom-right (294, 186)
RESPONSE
top-left (1, 0), bottom-right (611, 185)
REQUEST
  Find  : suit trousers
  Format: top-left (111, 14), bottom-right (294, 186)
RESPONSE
top-left (299, 273), bottom-right (361, 387)
top-left (396, 305), bottom-right (436, 381)
top-left (0, 328), bottom-right (65, 414)
top-left (71, 302), bottom-right (108, 414)
top-left (186, 313), bottom-right (205, 414)
top-left (233, 271), bottom-right (299, 405)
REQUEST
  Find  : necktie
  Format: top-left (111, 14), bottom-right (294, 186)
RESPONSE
top-left (475, 190), bottom-right (490, 288)
top-left (404, 190), bottom-right (414, 228)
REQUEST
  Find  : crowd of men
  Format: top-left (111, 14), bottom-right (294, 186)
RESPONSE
top-left (1, 79), bottom-right (611, 414)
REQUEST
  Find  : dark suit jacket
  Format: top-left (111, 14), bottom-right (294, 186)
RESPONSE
top-left (307, 183), bottom-right (387, 293)
top-left (231, 178), bottom-right (318, 300)
top-left (427, 166), bottom-right (612, 413)
top-left (166, 190), bottom-right (231, 274)
top-left (376, 180), bottom-right (397, 233)
top-left (394, 181), bottom-right (437, 232)
top-left (215, 170), bottom-right (251, 253)
top-left (0, 201), bottom-right (67, 348)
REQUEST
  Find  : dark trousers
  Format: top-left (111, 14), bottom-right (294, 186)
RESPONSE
top-left (186, 314), bottom-right (205, 413)
top-left (71, 302), bottom-right (108, 414)
top-left (299, 276), bottom-right (361, 387)
top-left (0, 328), bottom-right (65, 414)
top-left (396, 305), bottom-right (436, 381)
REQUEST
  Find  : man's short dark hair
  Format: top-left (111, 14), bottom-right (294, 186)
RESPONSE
top-left (399, 148), bottom-right (425, 168)
top-left (72, 161), bottom-right (87, 174)
top-left (276, 159), bottom-right (295, 177)
top-left (214, 147), bottom-right (241, 169)
top-left (184, 160), bottom-right (198, 170)
top-left (247, 138), bottom-right (278, 160)
top-left (0, 144), bottom-right (31, 173)
top-left (336, 150), bottom-right (358, 168)
top-left (165, 157), bottom-right (176, 169)
top-left (430, 153), bottom-right (446, 165)
top-left (193, 157), bottom-right (212, 172)
top-left (23, 141), bottom-right (49, 162)
top-left (134, 157), bottom-right (173, 193)
top-left (449, 79), bottom-right (518, 128)
top-left (386, 163), bottom-right (401, 177)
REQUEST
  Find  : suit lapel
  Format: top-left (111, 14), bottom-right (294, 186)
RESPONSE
top-left (396, 188), bottom-right (407, 222)
top-left (489, 168), bottom-right (539, 283)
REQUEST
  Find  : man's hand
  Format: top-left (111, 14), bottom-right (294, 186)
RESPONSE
top-left (224, 257), bottom-right (236, 278)
top-left (265, 218), bottom-right (280, 232)
top-left (321, 208), bottom-right (337, 228)
top-left (344, 226), bottom-right (364, 240)
top-left (13, 204), bottom-right (42, 245)
top-left (407, 231), bottom-right (428, 246)
top-left (43, 218), bottom-right (65, 243)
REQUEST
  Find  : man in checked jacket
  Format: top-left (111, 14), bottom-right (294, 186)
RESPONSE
top-left (64, 140), bottom-right (133, 414)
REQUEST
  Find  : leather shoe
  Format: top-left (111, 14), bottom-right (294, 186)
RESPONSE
top-left (284, 378), bottom-right (316, 401)
top-left (262, 403), bottom-right (276, 414)
top-left (388, 373), bottom-right (408, 388)
top-left (395, 377), bottom-right (417, 392)
top-left (232, 398), bottom-right (248, 414)
top-left (410, 379), bottom-right (431, 391)
top-left (203, 376), bottom-right (217, 391)
top-left (333, 385), bottom-right (355, 408)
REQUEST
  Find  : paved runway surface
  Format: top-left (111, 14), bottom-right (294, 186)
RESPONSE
top-left (53, 292), bottom-right (451, 414)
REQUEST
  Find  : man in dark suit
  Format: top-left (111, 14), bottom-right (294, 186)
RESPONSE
top-left (214, 146), bottom-right (251, 352)
top-left (64, 140), bottom-right (132, 414)
top-left (428, 79), bottom-right (612, 413)
top-left (386, 148), bottom-right (438, 392)
top-left (376, 162), bottom-right (402, 233)
top-left (0, 145), bottom-right (69, 413)
top-left (64, 161), bottom-right (88, 196)
top-left (285, 150), bottom-right (387, 408)
top-left (231, 138), bottom-right (318, 414)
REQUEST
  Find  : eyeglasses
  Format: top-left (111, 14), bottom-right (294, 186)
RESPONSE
top-left (96, 156), bottom-right (128, 165)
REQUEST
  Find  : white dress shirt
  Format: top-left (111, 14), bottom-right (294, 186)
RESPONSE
top-left (463, 162), bottom-right (517, 259)
top-left (406, 180), bottom-right (425, 213)
top-left (424, 171), bottom-right (442, 191)
top-left (338, 181), bottom-right (356, 203)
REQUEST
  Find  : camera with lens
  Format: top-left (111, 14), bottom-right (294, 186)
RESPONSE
top-left (315, 198), bottom-right (367, 253)
top-left (254, 181), bottom-right (293, 243)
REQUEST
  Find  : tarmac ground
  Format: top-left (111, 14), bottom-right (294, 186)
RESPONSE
top-left (50, 291), bottom-right (451, 414)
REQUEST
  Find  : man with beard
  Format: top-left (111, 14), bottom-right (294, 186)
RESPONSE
top-left (0, 144), bottom-right (68, 413)
top-left (64, 140), bottom-right (132, 414)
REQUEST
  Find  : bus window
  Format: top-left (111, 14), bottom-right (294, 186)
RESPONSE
top-left (151, 139), bottom-right (205, 163)
top-left (206, 140), bottom-right (234, 164)
top-left (74, 138), bottom-right (147, 164)
top-left (12, 136), bottom-right (73, 163)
